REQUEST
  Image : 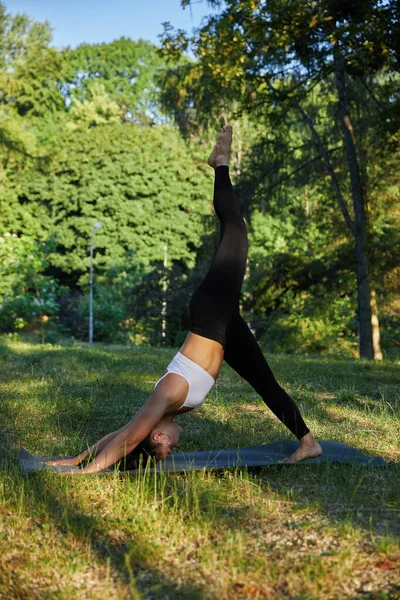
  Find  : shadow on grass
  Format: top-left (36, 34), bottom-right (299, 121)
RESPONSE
top-left (1, 338), bottom-right (399, 597)
top-left (262, 353), bottom-right (400, 406)
top-left (0, 340), bottom-right (175, 460)
top-left (2, 460), bottom-right (206, 599)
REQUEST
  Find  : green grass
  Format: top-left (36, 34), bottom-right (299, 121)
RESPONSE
top-left (0, 339), bottom-right (399, 599)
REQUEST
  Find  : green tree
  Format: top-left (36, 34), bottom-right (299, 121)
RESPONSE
top-left (0, 3), bottom-right (69, 118)
top-left (160, 0), bottom-right (400, 359)
top-left (0, 3), bottom-right (71, 233)
top-left (67, 80), bottom-right (123, 128)
top-left (2, 122), bottom-right (214, 284)
top-left (237, 80), bottom-right (400, 357)
top-left (67, 38), bottom-right (167, 125)
top-left (0, 232), bottom-right (66, 341)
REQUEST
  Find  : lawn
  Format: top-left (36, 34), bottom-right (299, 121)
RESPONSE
top-left (0, 339), bottom-right (399, 599)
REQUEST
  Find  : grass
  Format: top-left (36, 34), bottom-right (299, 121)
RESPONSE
top-left (0, 338), bottom-right (399, 599)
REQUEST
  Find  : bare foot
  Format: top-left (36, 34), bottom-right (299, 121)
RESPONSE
top-left (280, 433), bottom-right (322, 464)
top-left (208, 125), bottom-right (232, 169)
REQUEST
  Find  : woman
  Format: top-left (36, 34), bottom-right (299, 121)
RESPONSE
top-left (48, 126), bottom-right (322, 474)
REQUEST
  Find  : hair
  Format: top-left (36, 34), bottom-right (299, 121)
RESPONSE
top-left (120, 436), bottom-right (163, 471)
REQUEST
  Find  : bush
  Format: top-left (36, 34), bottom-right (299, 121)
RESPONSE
top-left (255, 291), bottom-right (358, 357)
top-left (0, 233), bottom-right (67, 342)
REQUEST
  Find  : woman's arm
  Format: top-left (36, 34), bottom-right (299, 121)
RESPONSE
top-left (75, 431), bottom-right (119, 464)
top-left (46, 430), bottom-right (119, 466)
top-left (73, 393), bottom-right (172, 474)
top-left (58, 372), bottom-right (188, 475)
top-left (81, 396), bottom-right (170, 473)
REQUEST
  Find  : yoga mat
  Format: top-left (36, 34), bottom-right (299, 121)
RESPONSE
top-left (19, 440), bottom-right (388, 475)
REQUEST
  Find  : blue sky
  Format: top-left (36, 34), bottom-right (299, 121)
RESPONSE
top-left (4, 0), bottom-right (220, 49)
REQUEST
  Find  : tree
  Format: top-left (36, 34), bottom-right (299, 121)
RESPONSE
top-left (0, 232), bottom-right (66, 341)
top-left (160, 0), bottom-right (400, 358)
top-left (67, 38), bottom-right (168, 125)
top-left (2, 122), bottom-right (214, 285)
top-left (0, 3), bottom-right (70, 119)
top-left (0, 3), bottom-right (73, 273)
top-left (67, 80), bottom-right (123, 128)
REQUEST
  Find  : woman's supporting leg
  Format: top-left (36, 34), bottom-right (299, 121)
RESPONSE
top-left (224, 311), bottom-right (310, 440)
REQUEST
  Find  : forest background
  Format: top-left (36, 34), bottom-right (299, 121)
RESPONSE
top-left (0, 0), bottom-right (399, 360)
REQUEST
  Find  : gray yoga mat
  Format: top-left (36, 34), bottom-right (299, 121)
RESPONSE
top-left (19, 440), bottom-right (388, 475)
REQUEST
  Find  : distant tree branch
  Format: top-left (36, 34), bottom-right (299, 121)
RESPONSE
top-left (291, 98), bottom-right (355, 235)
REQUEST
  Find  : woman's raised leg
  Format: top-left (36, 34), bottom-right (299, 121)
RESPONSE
top-left (189, 127), bottom-right (248, 347)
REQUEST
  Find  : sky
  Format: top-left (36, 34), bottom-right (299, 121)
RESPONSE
top-left (4, 0), bottom-right (220, 49)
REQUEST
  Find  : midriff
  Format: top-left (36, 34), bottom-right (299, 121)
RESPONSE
top-left (179, 332), bottom-right (224, 380)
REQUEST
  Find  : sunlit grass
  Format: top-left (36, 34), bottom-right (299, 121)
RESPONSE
top-left (0, 339), bottom-right (399, 599)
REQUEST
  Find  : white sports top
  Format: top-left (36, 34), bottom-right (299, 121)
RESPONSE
top-left (154, 351), bottom-right (215, 411)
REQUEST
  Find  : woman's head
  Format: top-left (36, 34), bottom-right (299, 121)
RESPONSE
top-left (147, 420), bottom-right (183, 460)
top-left (124, 420), bottom-right (183, 468)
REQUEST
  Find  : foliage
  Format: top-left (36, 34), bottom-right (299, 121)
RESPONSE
top-left (159, 0), bottom-right (400, 358)
top-left (0, 4), bottom-right (70, 119)
top-left (67, 38), bottom-right (168, 125)
top-left (2, 122), bottom-right (214, 282)
top-left (0, 1), bottom-right (398, 353)
top-left (161, 0), bottom-right (399, 124)
top-left (77, 286), bottom-right (128, 344)
top-left (126, 261), bottom-right (207, 347)
top-left (61, 252), bottom-right (144, 343)
top-left (244, 198), bottom-right (357, 355)
top-left (0, 5), bottom-right (217, 345)
top-left (67, 80), bottom-right (123, 128)
top-left (0, 232), bottom-right (67, 341)
top-left (63, 256), bottom-right (212, 346)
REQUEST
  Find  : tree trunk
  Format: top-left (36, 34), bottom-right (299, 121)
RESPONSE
top-left (356, 95), bottom-right (383, 361)
top-left (370, 289), bottom-right (383, 360)
top-left (335, 55), bottom-right (374, 359)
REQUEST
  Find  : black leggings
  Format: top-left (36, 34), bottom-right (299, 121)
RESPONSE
top-left (189, 166), bottom-right (310, 440)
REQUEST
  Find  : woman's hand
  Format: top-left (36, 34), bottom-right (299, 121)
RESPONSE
top-left (58, 466), bottom-right (84, 476)
top-left (46, 457), bottom-right (79, 467)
